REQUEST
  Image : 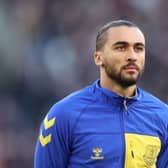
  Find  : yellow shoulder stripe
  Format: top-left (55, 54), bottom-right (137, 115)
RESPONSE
top-left (40, 131), bottom-right (51, 147)
top-left (39, 115), bottom-right (56, 147)
top-left (44, 115), bottom-right (56, 130)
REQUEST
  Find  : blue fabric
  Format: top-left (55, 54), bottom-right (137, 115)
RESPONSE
top-left (34, 80), bottom-right (168, 168)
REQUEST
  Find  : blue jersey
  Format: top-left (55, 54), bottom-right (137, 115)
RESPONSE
top-left (34, 80), bottom-right (168, 168)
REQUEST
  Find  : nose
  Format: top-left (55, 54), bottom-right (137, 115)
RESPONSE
top-left (126, 48), bottom-right (137, 61)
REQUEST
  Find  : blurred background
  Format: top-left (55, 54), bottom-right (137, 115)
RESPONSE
top-left (0, 0), bottom-right (168, 167)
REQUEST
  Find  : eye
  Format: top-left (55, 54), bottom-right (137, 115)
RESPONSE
top-left (115, 46), bottom-right (127, 51)
top-left (134, 46), bottom-right (144, 52)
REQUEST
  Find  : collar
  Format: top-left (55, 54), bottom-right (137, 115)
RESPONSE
top-left (92, 79), bottom-right (142, 104)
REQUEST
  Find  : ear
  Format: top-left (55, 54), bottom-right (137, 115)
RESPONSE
top-left (94, 51), bottom-right (104, 66)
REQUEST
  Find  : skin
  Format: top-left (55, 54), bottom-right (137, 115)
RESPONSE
top-left (94, 26), bottom-right (145, 97)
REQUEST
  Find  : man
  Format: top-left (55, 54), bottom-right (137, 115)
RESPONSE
top-left (34, 20), bottom-right (168, 167)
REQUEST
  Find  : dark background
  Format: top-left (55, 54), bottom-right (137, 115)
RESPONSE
top-left (0, 0), bottom-right (168, 167)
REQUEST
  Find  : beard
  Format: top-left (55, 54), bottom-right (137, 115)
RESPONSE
top-left (103, 62), bottom-right (144, 88)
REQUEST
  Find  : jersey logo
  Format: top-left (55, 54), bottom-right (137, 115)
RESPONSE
top-left (91, 148), bottom-right (104, 160)
top-left (39, 115), bottom-right (56, 147)
top-left (143, 145), bottom-right (159, 167)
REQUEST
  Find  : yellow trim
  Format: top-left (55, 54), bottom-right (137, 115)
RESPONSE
top-left (124, 133), bottom-right (161, 168)
top-left (39, 131), bottom-right (52, 147)
top-left (44, 115), bottom-right (56, 130)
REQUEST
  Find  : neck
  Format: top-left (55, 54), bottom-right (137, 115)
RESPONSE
top-left (99, 77), bottom-right (137, 98)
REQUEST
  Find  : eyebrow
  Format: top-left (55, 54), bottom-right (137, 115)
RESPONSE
top-left (112, 41), bottom-right (145, 47)
top-left (134, 42), bottom-right (145, 47)
top-left (112, 41), bottom-right (128, 46)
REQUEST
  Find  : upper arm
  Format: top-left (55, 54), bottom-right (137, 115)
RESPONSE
top-left (156, 106), bottom-right (168, 167)
top-left (34, 104), bottom-right (72, 168)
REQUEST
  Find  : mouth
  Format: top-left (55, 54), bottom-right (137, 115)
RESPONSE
top-left (123, 64), bottom-right (139, 71)
top-left (124, 67), bottom-right (138, 72)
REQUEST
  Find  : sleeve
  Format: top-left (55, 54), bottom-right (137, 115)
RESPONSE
top-left (156, 106), bottom-right (168, 168)
top-left (34, 103), bottom-right (72, 168)
top-left (157, 140), bottom-right (168, 167)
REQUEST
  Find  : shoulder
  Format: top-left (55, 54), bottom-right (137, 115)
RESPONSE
top-left (45, 83), bottom-right (97, 125)
top-left (140, 88), bottom-right (168, 107)
top-left (139, 88), bottom-right (168, 118)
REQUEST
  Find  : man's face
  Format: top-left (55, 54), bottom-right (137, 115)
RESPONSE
top-left (97, 26), bottom-right (145, 87)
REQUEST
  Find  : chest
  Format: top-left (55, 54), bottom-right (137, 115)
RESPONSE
top-left (68, 105), bottom-right (161, 168)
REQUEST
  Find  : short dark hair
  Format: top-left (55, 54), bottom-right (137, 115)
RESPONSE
top-left (96, 20), bottom-right (138, 51)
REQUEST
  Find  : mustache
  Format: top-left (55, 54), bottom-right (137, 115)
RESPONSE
top-left (122, 63), bottom-right (140, 71)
